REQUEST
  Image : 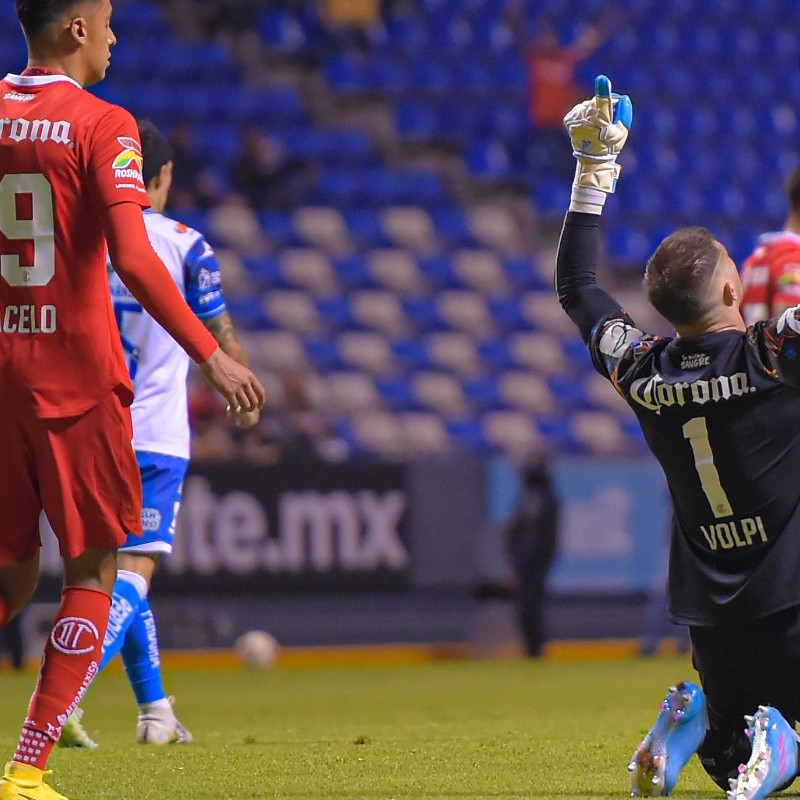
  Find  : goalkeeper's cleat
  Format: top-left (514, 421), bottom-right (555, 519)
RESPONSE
top-left (136, 696), bottom-right (192, 745)
top-left (629, 681), bottom-right (706, 796)
top-left (0, 762), bottom-right (69, 800)
top-left (726, 706), bottom-right (798, 800)
top-left (57, 708), bottom-right (98, 750)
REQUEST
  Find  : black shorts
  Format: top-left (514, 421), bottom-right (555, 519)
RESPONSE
top-left (691, 606), bottom-right (800, 728)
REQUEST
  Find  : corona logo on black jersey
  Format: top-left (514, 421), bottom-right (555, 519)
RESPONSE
top-left (629, 371), bottom-right (756, 414)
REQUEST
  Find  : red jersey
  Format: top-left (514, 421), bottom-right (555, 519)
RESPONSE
top-left (0, 71), bottom-right (149, 417)
top-left (740, 231), bottom-right (800, 326)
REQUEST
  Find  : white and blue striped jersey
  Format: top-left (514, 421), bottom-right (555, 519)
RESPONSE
top-left (109, 210), bottom-right (226, 459)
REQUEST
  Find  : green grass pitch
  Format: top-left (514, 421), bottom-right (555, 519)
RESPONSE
top-left (0, 655), bottom-right (731, 799)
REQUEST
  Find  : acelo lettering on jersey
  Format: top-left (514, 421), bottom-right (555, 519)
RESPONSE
top-left (630, 372), bottom-right (756, 414)
top-left (0, 117), bottom-right (71, 145)
top-left (0, 304), bottom-right (57, 334)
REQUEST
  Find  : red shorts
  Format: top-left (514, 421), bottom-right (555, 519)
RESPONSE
top-left (0, 388), bottom-right (142, 566)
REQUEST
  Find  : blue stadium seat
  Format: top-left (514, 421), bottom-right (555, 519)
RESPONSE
top-left (304, 337), bottom-right (344, 370)
top-left (487, 297), bottom-right (527, 331)
top-left (396, 103), bottom-right (442, 141)
top-left (375, 376), bottom-right (418, 410)
top-left (503, 256), bottom-right (549, 291)
top-left (446, 418), bottom-right (490, 453)
top-left (547, 375), bottom-right (590, 410)
top-left (258, 211), bottom-right (299, 246)
top-left (225, 299), bottom-right (270, 331)
top-left (316, 296), bottom-right (356, 329)
top-left (403, 296), bottom-right (446, 331)
top-left (477, 338), bottom-right (514, 371)
top-left (429, 208), bottom-right (475, 249)
top-left (391, 338), bottom-right (432, 371)
top-left (363, 55), bottom-right (411, 94)
top-left (324, 53), bottom-right (367, 93)
top-left (462, 377), bottom-right (504, 410)
top-left (343, 209), bottom-right (388, 247)
top-left (258, 7), bottom-right (308, 52)
top-left (417, 255), bottom-right (460, 289)
top-left (333, 255), bottom-right (377, 290)
top-left (466, 140), bottom-right (513, 180)
top-left (242, 255), bottom-right (283, 287)
top-left (189, 125), bottom-right (241, 164)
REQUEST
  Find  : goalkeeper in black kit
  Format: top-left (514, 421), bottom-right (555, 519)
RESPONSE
top-left (557, 76), bottom-right (800, 800)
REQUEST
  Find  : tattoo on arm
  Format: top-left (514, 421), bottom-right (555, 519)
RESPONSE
top-left (203, 311), bottom-right (249, 367)
top-left (204, 311), bottom-right (237, 346)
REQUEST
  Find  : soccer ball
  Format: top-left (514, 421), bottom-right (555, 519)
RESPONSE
top-left (234, 629), bottom-right (280, 668)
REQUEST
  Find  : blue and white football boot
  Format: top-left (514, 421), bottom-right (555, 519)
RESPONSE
top-left (726, 706), bottom-right (798, 800)
top-left (629, 681), bottom-right (707, 796)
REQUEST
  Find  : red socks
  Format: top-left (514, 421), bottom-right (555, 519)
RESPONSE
top-left (13, 587), bottom-right (110, 769)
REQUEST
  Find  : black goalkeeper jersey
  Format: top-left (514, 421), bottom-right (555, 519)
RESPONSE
top-left (591, 310), bottom-right (800, 626)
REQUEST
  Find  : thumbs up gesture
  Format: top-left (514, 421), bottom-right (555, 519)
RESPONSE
top-left (563, 75), bottom-right (633, 194)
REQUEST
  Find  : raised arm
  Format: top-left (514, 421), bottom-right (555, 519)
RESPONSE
top-left (556, 75), bottom-right (633, 343)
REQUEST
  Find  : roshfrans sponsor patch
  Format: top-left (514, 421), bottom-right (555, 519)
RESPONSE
top-left (112, 136), bottom-right (144, 180)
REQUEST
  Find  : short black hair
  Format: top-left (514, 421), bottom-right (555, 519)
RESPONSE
top-left (786, 165), bottom-right (800, 213)
top-left (136, 119), bottom-right (173, 185)
top-left (16, 0), bottom-right (98, 39)
top-left (643, 226), bottom-right (721, 327)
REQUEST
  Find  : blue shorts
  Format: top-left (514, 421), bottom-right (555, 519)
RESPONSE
top-left (120, 451), bottom-right (189, 555)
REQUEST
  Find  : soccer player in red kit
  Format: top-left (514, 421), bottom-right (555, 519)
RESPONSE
top-left (0, 1), bottom-right (265, 797)
top-left (740, 166), bottom-right (800, 324)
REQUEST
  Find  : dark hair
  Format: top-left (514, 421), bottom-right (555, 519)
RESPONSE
top-left (136, 119), bottom-right (173, 185)
top-left (786, 165), bottom-right (800, 213)
top-left (643, 226), bottom-right (721, 326)
top-left (16, 0), bottom-right (97, 38)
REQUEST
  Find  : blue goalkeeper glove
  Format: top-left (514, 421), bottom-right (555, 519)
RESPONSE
top-left (563, 75), bottom-right (633, 209)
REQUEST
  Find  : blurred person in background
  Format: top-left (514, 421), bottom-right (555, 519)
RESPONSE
top-left (558, 75), bottom-right (800, 800)
top-left (60, 119), bottom-right (260, 749)
top-left (506, 0), bottom-right (613, 181)
top-left (232, 126), bottom-right (317, 211)
top-left (740, 165), bottom-right (800, 324)
top-left (505, 458), bottom-right (559, 658)
top-left (0, 615), bottom-right (25, 673)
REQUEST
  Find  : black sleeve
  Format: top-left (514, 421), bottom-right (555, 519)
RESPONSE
top-left (555, 211), bottom-right (628, 343)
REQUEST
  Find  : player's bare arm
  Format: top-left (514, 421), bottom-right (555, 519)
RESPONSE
top-left (203, 311), bottom-right (261, 428)
top-left (104, 202), bottom-right (266, 413)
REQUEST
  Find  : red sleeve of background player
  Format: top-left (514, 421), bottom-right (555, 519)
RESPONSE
top-left (85, 104), bottom-right (150, 209)
top-left (772, 247), bottom-right (800, 313)
top-left (103, 203), bottom-right (218, 363)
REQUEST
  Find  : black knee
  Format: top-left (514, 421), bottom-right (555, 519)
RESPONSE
top-left (697, 727), bottom-right (752, 791)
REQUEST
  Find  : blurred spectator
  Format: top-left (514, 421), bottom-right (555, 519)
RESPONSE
top-left (505, 458), bottom-right (559, 657)
top-left (261, 373), bottom-right (339, 463)
top-left (0, 615), bottom-right (25, 672)
top-left (231, 127), bottom-right (316, 211)
top-left (506, 2), bottom-right (611, 181)
top-left (639, 515), bottom-right (691, 657)
top-left (189, 388), bottom-right (239, 462)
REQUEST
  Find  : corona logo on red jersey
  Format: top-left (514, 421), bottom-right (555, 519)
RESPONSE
top-left (112, 135), bottom-right (144, 181)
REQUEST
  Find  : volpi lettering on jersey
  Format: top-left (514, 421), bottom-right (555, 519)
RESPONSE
top-left (111, 135), bottom-right (144, 181)
top-left (699, 516), bottom-right (768, 551)
top-left (630, 372), bottom-right (756, 414)
top-left (0, 117), bottom-right (71, 144)
top-left (680, 352), bottom-right (711, 370)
